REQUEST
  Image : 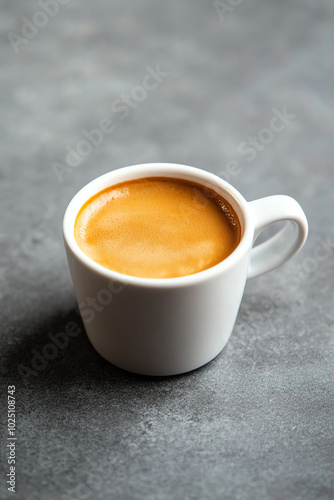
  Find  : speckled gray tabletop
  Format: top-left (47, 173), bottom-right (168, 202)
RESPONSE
top-left (1, 1), bottom-right (333, 499)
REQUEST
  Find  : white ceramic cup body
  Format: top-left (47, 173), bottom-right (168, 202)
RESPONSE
top-left (63, 164), bottom-right (308, 375)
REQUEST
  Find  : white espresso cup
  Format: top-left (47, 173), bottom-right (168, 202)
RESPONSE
top-left (63, 163), bottom-right (308, 375)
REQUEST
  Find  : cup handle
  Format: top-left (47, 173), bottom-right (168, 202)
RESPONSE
top-left (247, 195), bottom-right (308, 279)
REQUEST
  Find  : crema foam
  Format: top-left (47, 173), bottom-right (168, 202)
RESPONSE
top-left (74, 177), bottom-right (241, 278)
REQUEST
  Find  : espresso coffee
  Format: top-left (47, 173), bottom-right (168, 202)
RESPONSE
top-left (74, 177), bottom-right (241, 278)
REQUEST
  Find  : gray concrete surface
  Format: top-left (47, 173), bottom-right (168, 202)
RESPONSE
top-left (1, 1), bottom-right (333, 499)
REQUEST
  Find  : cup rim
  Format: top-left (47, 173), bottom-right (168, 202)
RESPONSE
top-left (63, 163), bottom-right (254, 288)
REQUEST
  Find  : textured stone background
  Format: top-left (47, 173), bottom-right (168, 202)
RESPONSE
top-left (1, 1), bottom-right (333, 499)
